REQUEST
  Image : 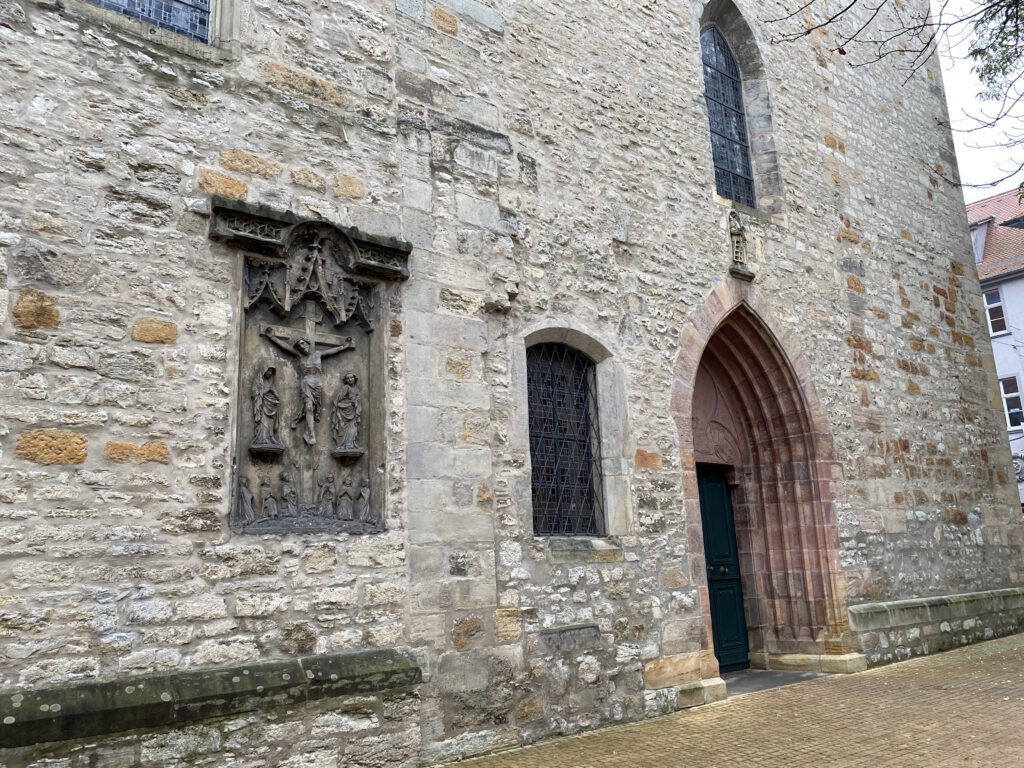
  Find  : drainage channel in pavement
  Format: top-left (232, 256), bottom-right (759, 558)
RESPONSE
top-left (721, 668), bottom-right (831, 698)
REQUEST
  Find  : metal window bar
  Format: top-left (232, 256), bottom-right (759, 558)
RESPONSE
top-left (526, 343), bottom-right (605, 536)
top-left (701, 26), bottom-right (755, 207)
top-left (88, 0), bottom-right (211, 43)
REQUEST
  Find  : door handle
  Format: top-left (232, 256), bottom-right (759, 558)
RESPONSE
top-left (718, 565), bottom-right (729, 576)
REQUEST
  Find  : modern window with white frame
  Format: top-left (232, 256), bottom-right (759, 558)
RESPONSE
top-left (985, 288), bottom-right (1008, 336)
top-left (1001, 377), bottom-right (1024, 429)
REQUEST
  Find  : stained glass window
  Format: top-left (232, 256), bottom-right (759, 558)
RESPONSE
top-left (88, 0), bottom-right (211, 44)
top-left (526, 343), bottom-right (605, 536)
top-left (701, 26), bottom-right (755, 207)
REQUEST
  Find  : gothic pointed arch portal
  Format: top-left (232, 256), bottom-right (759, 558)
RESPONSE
top-left (672, 282), bottom-right (857, 672)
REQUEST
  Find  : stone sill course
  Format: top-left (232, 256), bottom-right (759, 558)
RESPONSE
top-left (0, 648), bottom-right (421, 749)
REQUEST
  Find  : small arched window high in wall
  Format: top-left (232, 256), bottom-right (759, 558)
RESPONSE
top-left (701, 26), bottom-right (755, 208)
top-left (526, 343), bottom-right (605, 536)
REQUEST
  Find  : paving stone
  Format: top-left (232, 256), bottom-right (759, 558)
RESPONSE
top-left (447, 635), bottom-right (1024, 768)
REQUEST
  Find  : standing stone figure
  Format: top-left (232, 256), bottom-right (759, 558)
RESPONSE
top-left (236, 476), bottom-right (256, 527)
top-left (250, 364), bottom-right (284, 454)
top-left (281, 471), bottom-right (299, 517)
top-left (261, 328), bottom-right (352, 447)
top-left (355, 477), bottom-right (372, 523)
top-left (318, 473), bottom-right (337, 517)
top-left (336, 476), bottom-right (354, 520)
top-left (260, 477), bottom-right (279, 520)
top-left (330, 372), bottom-right (363, 452)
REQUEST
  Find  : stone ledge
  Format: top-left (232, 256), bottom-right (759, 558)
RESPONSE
top-left (544, 537), bottom-right (624, 564)
top-left (675, 677), bottom-right (726, 708)
top-left (0, 648), bottom-right (421, 749)
top-left (848, 587), bottom-right (1024, 666)
top-left (747, 651), bottom-right (867, 674)
top-left (848, 587), bottom-right (1024, 632)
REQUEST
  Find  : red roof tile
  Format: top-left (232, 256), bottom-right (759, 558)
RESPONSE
top-left (967, 189), bottom-right (1024, 280)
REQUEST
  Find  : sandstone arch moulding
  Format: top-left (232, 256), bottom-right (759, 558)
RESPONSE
top-left (696, 0), bottom-right (785, 213)
top-left (671, 279), bottom-right (863, 674)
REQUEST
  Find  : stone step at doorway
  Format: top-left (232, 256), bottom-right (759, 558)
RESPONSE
top-left (722, 669), bottom-right (831, 699)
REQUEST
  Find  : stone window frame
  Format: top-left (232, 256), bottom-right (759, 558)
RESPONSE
top-left (984, 287), bottom-right (1009, 337)
top-left (696, 0), bottom-right (785, 215)
top-left (1000, 376), bottom-right (1024, 431)
top-left (64, 0), bottom-right (241, 61)
top-left (510, 323), bottom-right (632, 541)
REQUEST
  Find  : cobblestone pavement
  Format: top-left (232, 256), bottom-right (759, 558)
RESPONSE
top-left (445, 635), bottom-right (1024, 768)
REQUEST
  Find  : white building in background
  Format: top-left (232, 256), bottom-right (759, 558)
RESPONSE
top-left (969, 189), bottom-right (1024, 504)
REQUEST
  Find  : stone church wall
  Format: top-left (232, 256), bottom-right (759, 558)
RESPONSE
top-left (1, 0), bottom-right (1022, 764)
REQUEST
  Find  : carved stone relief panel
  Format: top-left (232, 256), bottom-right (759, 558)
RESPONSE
top-left (210, 199), bottom-right (410, 535)
top-left (692, 364), bottom-right (746, 466)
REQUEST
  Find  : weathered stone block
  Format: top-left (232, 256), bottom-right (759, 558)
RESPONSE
top-left (536, 623), bottom-right (602, 653)
top-left (12, 288), bottom-right (59, 329)
top-left (15, 429), bottom-right (87, 465)
top-left (432, 6), bottom-right (458, 35)
top-left (104, 441), bottom-right (170, 464)
top-left (334, 173), bottom-right (366, 198)
top-left (198, 169), bottom-right (247, 200)
top-left (262, 62), bottom-right (348, 108)
top-left (291, 167), bottom-right (326, 191)
top-left (219, 149), bottom-right (282, 179)
top-left (131, 317), bottom-right (178, 344)
top-left (643, 653), bottom-right (701, 689)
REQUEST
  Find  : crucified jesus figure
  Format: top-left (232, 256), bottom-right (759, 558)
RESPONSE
top-left (262, 327), bottom-right (353, 446)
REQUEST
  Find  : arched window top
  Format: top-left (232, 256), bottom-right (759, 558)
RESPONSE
top-left (701, 26), bottom-right (756, 208)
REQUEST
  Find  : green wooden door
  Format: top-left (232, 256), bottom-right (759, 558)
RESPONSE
top-left (697, 465), bottom-right (750, 672)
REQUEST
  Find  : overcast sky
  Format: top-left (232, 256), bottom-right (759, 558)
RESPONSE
top-left (935, 1), bottom-right (1024, 203)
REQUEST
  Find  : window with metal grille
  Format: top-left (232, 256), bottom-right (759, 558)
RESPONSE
top-left (526, 343), bottom-right (605, 536)
top-left (701, 26), bottom-right (755, 208)
top-left (87, 0), bottom-right (211, 43)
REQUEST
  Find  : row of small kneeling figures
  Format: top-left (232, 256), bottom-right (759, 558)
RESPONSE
top-left (237, 472), bottom-right (372, 524)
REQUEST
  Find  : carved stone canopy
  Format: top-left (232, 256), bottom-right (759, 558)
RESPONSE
top-left (209, 197), bottom-right (412, 281)
top-left (211, 198), bottom-right (411, 536)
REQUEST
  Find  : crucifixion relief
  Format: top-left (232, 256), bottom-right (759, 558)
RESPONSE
top-left (212, 201), bottom-right (410, 535)
top-left (260, 301), bottom-right (355, 447)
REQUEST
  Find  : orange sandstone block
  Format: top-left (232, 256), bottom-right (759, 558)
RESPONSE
top-left (16, 429), bottom-right (87, 465)
top-left (104, 440), bottom-right (170, 465)
top-left (131, 317), bottom-right (178, 344)
top-left (635, 449), bottom-right (662, 470)
top-left (13, 289), bottom-right (59, 330)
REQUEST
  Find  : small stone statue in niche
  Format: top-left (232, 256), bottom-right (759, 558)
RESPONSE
top-left (280, 471), bottom-right (299, 518)
top-left (318, 473), bottom-right (337, 517)
top-left (336, 476), bottom-right (354, 520)
top-left (237, 476), bottom-right (256, 527)
top-left (260, 477), bottom-right (279, 520)
top-left (261, 327), bottom-right (354, 447)
top-left (355, 477), bottom-right (372, 523)
top-left (331, 372), bottom-right (363, 459)
top-left (250, 364), bottom-right (284, 457)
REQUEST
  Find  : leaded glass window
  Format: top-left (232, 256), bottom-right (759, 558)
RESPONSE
top-left (526, 343), bottom-right (605, 536)
top-left (87, 0), bottom-right (211, 43)
top-left (701, 26), bottom-right (755, 207)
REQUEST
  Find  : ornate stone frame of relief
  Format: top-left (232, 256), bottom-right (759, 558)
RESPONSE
top-left (209, 198), bottom-right (411, 535)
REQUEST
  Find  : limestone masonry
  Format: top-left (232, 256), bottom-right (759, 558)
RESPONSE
top-left (1, 0), bottom-right (1023, 765)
